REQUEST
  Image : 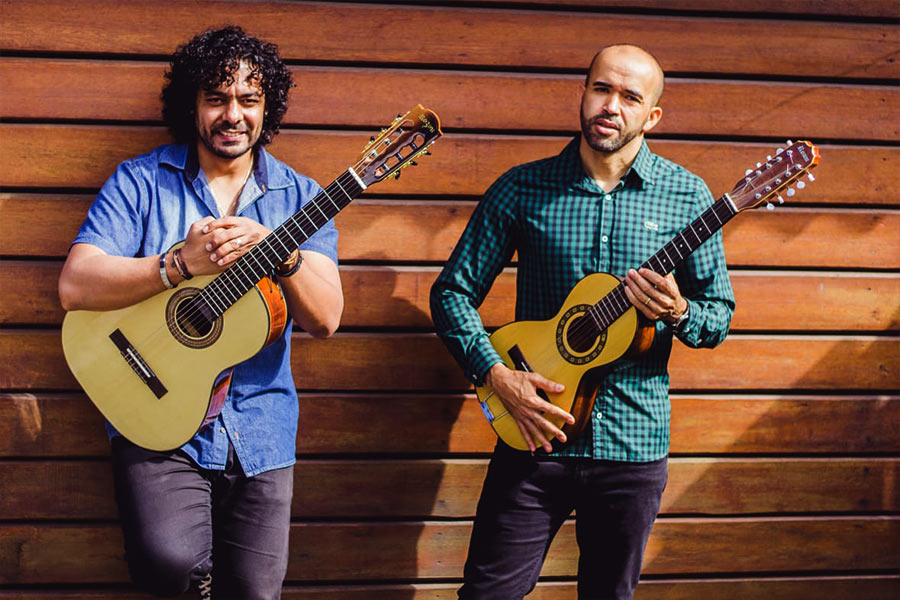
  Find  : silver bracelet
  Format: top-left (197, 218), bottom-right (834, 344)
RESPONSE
top-left (159, 252), bottom-right (175, 289)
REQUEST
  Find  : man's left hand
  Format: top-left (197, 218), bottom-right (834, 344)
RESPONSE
top-left (203, 216), bottom-right (272, 268)
top-left (623, 268), bottom-right (687, 326)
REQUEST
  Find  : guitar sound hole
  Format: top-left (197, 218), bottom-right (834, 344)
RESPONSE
top-left (566, 313), bottom-right (597, 353)
top-left (166, 288), bottom-right (223, 349)
top-left (176, 297), bottom-right (214, 337)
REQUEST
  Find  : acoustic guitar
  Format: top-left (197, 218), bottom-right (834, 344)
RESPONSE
top-left (476, 140), bottom-right (820, 451)
top-left (62, 105), bottom-right (442, 451)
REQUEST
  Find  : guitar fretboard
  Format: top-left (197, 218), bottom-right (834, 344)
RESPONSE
top-left (584, 194), bottom-right (738, 332)
top-left (197, 170), bottom-right (364, 319)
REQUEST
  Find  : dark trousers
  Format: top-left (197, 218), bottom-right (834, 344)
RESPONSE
top-left (110, 436), bottom-right (293, 599)
top-left (458, 443), bottom-right (668, 600)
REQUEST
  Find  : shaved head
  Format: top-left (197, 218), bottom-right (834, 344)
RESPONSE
top-left (586, 44), bottom-right (665, 106)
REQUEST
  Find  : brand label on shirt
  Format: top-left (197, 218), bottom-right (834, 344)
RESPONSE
top-left (644, 220), bottom-right (659, 231)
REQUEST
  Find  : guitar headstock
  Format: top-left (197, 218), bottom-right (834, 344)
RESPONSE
top-left (729, 140), bottom-right (820, 212)
top-left (353, 104), bottom-right (442, 186)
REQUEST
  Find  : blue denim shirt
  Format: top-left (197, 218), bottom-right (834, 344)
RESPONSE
top-left (73, 143), bottom-right (338, 476)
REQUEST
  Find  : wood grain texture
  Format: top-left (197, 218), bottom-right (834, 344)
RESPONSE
top-left (2, 518), bottom-right (897, 583)
top-left (3, 59), bottom-right (898, 141)
top-left (1, 331), bottom-right (897, 391)
top-left (2, 458), bottom-right (896, 520)
top-left (2, 393), bottom-right (897, 458)
top-left (467, 0), bottom-right (900, 18)
top-left (0, 576), bottom-right (898, 600)
top-left (2, 194), bottom-right (898, 269)
top-left (4, 262), bottom-right (898, 331)
top-left (3, 128), bottom-right (896, 204)
top-left (2, 1), bottom-right (897, 78)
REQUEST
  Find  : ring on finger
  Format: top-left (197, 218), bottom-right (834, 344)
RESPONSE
top-left (644, 296), bottom-right (652, 305)
top-left (234, 237), bottom-right (243, 249)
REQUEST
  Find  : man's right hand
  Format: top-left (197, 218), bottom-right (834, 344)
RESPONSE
top-left (485, 363), bottom-right (574, 453)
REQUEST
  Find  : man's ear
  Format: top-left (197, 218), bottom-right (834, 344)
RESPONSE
top-left (642, 105), bottom-right (663, 134)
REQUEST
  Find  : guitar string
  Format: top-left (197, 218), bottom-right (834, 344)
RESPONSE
top-left (515, 198), bottom-right (736, 370)
top-left (542, 148), bottom-right (804, 360)
top-left (160, 170), bottom-right (361, 335)
top-left (127, 124), bottom-right (434, 370)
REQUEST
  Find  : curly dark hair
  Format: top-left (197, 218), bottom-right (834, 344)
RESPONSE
top-left (161, 25), bottom-right (294, 147)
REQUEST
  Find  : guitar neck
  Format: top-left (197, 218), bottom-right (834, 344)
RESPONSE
top-left (198, 169), bottom-right (365, 318)
top-left (589, 194), bottom-right (739, 329)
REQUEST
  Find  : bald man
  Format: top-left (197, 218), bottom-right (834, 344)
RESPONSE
top-left (431, 45), bottom-right (734, 598)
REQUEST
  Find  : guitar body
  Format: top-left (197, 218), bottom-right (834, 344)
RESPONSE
top-left (475, 272), bottom-right (652, 451)
top-left (61, 274), bottom-right (287, 451)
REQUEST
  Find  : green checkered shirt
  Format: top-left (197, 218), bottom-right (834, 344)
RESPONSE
top-left (431, 137), bottom-right (735, 462)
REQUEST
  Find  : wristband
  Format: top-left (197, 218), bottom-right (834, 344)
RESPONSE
top-left (173, 248), bottom-right (193, 280)
top-left (275, 250), bottom-right (302, 277)
top-left (159, 253), bottom-right (175, 289)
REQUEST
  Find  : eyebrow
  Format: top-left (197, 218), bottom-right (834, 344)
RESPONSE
top-left (201, 89), bottom-right (263, 99)
top-left (592, 80), bottom-right (645, 102)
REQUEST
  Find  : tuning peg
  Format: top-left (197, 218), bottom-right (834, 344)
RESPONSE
top-left (786, 187), bottom-right (796, 197)
top-left (745, 169), bottom-right (753, 176)
top-left (796, 181), bottom-right (806, 189)
top-left (397, 113), bottom-right (403, 118)
top-left (776, 194), bottom-right (785, 204)
top-left (786, 139), bottom-right (793, 145)
top-left (808, 173), bottom-right (815, 182)
top-left (776, 148), bottom-right (784, 155)
top-left (766, 155), bottom-right (773, 161)
top-left (424, 150), bottom-right (432, 156)
top-left (394, 171), bottom-right (401, 180)
top-left (765, 202), bottom-right (775, 211)
top-left (756, 162), bottom-right (762, 168)
top-left (410, 161), bottom-right (418, 166)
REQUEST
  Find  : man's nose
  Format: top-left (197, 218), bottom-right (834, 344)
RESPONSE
top-left (224, 99), bottom-right (242, 123)
top-left (603, 94), bottom-right (622, 114)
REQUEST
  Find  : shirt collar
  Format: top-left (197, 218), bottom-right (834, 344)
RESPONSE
top-left (561, 136), bottom-right (657, 192)
top-left (159, 143), bottom-right (291, 192)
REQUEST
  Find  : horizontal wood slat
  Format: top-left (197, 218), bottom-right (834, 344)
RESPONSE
top-left (3, 59), bottom-right (898, 142)
top-left (3, 1), bottom-right (897, 78)
top-left (0, 576), bottom-right (898, 600)
top-left (1, 331), bottom-right (896, 391)
top-left (3, 127), bottom-right (896, 205)
top-left (2, 518), bottom-right (897, 583)
top-left (3, 194), bottom-right (898, 270)
top-left (2, 458), bottom-right (896, 520)
top-left (2, 393), bottom-right (897, 458)
top-left (467, 0), bottom-right (900, 18)
top-left (4, 262), bottom-right (898, 331)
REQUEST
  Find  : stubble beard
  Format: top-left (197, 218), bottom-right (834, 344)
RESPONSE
top-left (580, 111), bottom-right (643, 154)
top-left (199, 128), bottom-right (255, 160)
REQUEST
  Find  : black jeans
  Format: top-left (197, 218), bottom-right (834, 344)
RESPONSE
top-left (459, 442), bottom-right (668, 600)
top-left (110, 436), bottom-right (293, 599)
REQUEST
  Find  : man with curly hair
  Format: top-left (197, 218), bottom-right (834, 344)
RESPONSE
top-left (58, 26), bottom-right (343, 598)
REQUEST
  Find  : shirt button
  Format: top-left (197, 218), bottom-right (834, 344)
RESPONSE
top-left (604, 194), bottom-right (611, 201)
top-left (601, 235), bottom-right (609, 243)
top-left (219, 427), bottom-right (226, 434)
top-left (596, 412), bottom-right (603, 420)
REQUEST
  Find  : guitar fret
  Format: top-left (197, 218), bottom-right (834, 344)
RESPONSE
top-left (333, 177), bottom-right (353, 207)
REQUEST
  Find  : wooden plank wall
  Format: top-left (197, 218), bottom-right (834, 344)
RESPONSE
top-left (1, 0), bottom-right (898, 597)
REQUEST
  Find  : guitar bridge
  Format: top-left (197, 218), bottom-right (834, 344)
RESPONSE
top-left (109, 329), bottom-right (168, 399)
